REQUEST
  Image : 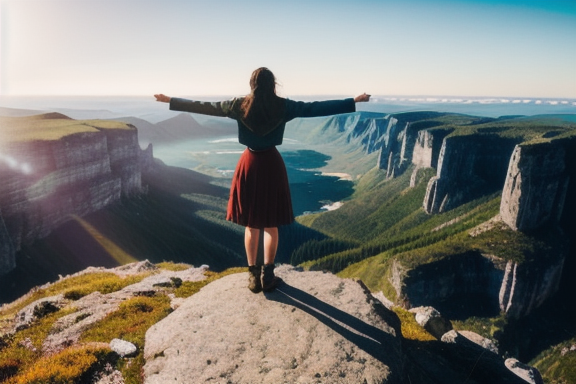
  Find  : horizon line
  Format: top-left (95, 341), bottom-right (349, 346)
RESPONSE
top-left (1, 94), bottom-right (576, 101)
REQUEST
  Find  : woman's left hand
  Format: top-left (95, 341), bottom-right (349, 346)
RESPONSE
top-left (354, 93), bottom-right (371, 102)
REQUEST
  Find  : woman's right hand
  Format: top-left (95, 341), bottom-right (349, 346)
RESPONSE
top-left (154, 94), bottom-right (171, 103)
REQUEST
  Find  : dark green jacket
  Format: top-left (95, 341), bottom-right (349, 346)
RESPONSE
top-left (170, 97), bottom-right (355, 151)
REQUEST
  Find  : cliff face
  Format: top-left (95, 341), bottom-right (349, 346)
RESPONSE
top-left (392, 252), bottom-right (507, 314)
top-left (499, 254), bottom-right (566, 319)
top-left (324, 113), bottom-right (574, 320)
top-left (423, 134), bottom-right (519, 214)
top-left (0, 114), bottom-right (151, 276)
top-left (411, 127), bottom-right (453, 169)
top-left (376, 118), bottom-right (407, 178)
top-left (500, 142), bottom-right (570, 231)
top-left (391, 243), bottom-right (567, 320)
top-left (401, 128), bottom-right (575, 319)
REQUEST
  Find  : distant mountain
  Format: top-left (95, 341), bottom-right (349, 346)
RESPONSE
top-left (112, 113), bottom-right (236, 146)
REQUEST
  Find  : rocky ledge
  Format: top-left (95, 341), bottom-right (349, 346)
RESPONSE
top-left (0, 262), bottom-right (540, 383)
top-left (143, 265), bottom-right (405, 384)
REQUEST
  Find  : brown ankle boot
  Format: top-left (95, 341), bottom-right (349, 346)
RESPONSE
top-left (248, 265), bottom-right (262, 293)
top-left (262, 264), bottom-right (282, 292)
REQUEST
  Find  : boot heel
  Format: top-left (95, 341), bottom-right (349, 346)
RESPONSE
top-left (262, 264), bottom-right (282, 292)
top-left (248, 265), bottom-right (263, 293)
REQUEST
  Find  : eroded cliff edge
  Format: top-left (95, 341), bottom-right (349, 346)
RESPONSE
top-left (298, 112), bottom-right (575, 322)
top-left (0, 113), bottom-right (152, 276)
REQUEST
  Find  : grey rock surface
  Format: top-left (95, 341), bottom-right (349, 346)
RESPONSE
top-left (409, 306), bottom-right (453, 339)
top-left (144, 265), bottom-right (405, 384)
top-left (110, 338), bottom-right (138, 357)
top-left (505, 358), bottom-right (544, 384)
top-left (500, 143), bottom-right (569, 231)
top-left (14, 294), bottom-right (67, 331)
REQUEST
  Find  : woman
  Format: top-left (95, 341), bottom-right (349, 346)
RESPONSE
top-left (155, 67), bottom-right (370, 293)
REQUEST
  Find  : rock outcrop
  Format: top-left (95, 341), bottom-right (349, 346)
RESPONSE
top-left (498, 253), bottom-right (566, 319)
top-left (0, 114), bottom-right (153, 276)
top-left (391, 251), bottom-right (508, 315)
top-left (376, 117), bottom-right (406, 178)
top-left (388, 226), bottom-right (568, 320)
top-left (144, 265), bottom-right (405, 384)
top-left (423, 134), bottom-right (518, 214)
top-left (1, 260), bottom-right (541, 384)
top-left (401, 305), bottom-right (538, 384)
top-left (411, 127), bottom-right (453, 169)
top-left (500, 142), bottom-right (570, 231)
top-left (3, 261), bottom-right (208, 354)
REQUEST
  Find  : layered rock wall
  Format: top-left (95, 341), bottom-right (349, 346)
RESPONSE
top-left (390, 246), bottom-right (567, 320)
top-left (500, 142), bottom-right (570, 231)
top-left (499, 255), bottom-right (565, 319)
top-left (394, 252), bottom-right (507, 312)
top-left (423, 135), bottom-right (518, 213)
top-left (0, 119), bottom-right (150, 276)
top-left (411, 128), bottom-right (453, 169)
top-left (376, 117), bottom-right (408, 178)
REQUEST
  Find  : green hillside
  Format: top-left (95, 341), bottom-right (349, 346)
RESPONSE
top-left (295, 165), bottom-right (504, 274)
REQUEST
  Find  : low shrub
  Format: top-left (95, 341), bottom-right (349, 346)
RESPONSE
top-left (6, 345), bottom-right (112, 384)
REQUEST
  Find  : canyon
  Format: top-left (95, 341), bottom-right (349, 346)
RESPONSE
top-left (292, 110), bottom-right (575, 320)
top-left (1, 110), bottom-right (575, 323)
top-left (0, 107), bottom-right (574, 383)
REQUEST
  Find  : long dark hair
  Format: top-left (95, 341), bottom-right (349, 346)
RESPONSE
top-left (241, 67), bottom-right (284, 131)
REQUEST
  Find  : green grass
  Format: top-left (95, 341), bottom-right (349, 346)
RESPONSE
top-left (4, 345), bottom-right (113, 384)
top-left (154, 262), bottom-right (192, 272)
top-left (0, 273), bottom-right (149, 324)
top-left (0, 307), bottom-right (78, 382)
top-left (445, 116), bottom-right (576, 144)
top-left (530, 338), bottom-right (576, 384)
top-left (80, 295), bottom-right (172, 384)
top-left (173, 267), bottom-right (247, 298)
top-left (0, 114), bottom-right (134, 143)
top-left (452, 314), bottom-right (508, 341)
top-left (393, 307), bottom-right (436, 342)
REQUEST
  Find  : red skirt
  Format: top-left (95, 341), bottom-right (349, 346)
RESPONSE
top-left (226, 147), bottom-right (294, 228)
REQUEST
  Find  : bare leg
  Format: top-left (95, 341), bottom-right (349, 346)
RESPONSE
top-left (244, 227), bottom-right (260, 266)
top-left (263, 227), bottom-right (279, 265)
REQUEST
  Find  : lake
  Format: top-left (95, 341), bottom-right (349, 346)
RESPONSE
top-left (153, 137), bottom-right (355, 216)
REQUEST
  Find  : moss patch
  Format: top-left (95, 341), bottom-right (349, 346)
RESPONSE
top-left (392, 307), bottom-right (436, 342)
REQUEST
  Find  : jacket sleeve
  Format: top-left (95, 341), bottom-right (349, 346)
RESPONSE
top-left (285, 98), bottom-right (356, 122)
top-left (169, 97), bottom-right (239, 118)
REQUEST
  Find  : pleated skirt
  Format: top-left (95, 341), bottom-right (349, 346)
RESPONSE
top-left (226, 147), bottom-right (294, 228)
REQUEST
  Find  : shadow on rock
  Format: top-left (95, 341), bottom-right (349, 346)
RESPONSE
top-left (266, 283), bottom-right (399, 367)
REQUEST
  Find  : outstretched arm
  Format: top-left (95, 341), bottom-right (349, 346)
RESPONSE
top-left (354, 93), bottom-right (371, 103)
top-left (155, 94), bottom-right (237, 118)
top-left (154, 94), bottom-right (171, 103)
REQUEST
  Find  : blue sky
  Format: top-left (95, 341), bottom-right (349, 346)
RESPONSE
top-left (1, 0), bottom-right (575, 98)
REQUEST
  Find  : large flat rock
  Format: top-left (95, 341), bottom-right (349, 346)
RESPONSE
top-left (144, 265), bottom-right (404, 384)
